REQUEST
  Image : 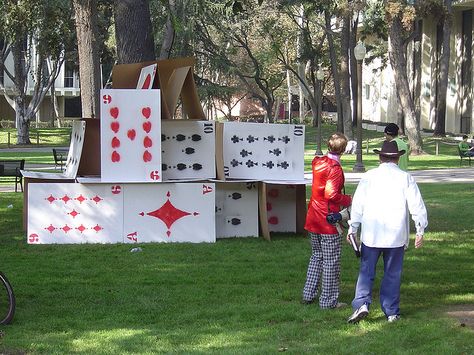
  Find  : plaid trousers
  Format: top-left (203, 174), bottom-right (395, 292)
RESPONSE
top-left (302, 232), bottom-right (342, 308)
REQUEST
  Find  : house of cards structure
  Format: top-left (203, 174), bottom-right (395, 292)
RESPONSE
top-left (24, 58), bottom-right (307, 244)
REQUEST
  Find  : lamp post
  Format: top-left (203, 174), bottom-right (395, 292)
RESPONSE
top-left (353, 40), bottom-right (366, 172)
top-left (315, 67), bottom-right (325, 156)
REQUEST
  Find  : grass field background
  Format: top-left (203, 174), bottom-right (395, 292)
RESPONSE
top-left (0, 182), bottom-right (473, 353)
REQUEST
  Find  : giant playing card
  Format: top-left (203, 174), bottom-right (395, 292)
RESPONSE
top-left (222, 122), bottom-right (305, 180)
top-left (123, 183), bottom-right (215, 243)
top-left (266, 184), bottom-right (297, 233)
top-left (161, 120), bottom-right (215, 180)
top-left (27, 183), bottom-right (123, 244)
top-left (215, 182), bottom-right (258, 238)
top-left (100, 89), bottom-right (161, 182)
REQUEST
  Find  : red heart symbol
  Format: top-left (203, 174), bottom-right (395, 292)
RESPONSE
top-left (127, 129), bottom-right (136, 140)
top-left (268, 216), bottom-right (279, 225)
top-left (143, 136), bottom-right (153, 148)
top-left (142, 107), bottom-right (151, 119)
top-left (142, 74), bottom-right (151, 89)
top-left (143, 121), bottom-right (152, 133)
top-left (143, 150), bottom-right (152, 162)
top-left (111, 151), bottom-right (120, 162)
top-left (111, 137), bottom-right (121, 148)
top-left (110, 121), bottom-right (120, 133)
top-left (110, 107), bottom-right (119, 119)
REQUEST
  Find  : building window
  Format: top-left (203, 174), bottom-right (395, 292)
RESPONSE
top-left (365, 84), bottom-right (370, 100)
top-left (64, 61), bottom-right (74, 87)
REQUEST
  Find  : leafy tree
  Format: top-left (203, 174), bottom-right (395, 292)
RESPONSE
top-left (0, 0), bottom-right (74, 144)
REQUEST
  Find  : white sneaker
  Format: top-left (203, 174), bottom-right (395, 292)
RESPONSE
top-left (347, 304), bottom-right (369, 323)
top-left (387, 315), bottom-right (400, 322)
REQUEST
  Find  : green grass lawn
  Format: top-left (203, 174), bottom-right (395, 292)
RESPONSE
top-left (0, 183), bottom-right (473, 353)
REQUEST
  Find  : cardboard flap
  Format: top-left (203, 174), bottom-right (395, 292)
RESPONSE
top-left (112, 57), bottom-right (205, 120)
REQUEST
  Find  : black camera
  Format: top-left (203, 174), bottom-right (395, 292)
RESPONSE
top-left (326, 212), bottom-right (343, 225)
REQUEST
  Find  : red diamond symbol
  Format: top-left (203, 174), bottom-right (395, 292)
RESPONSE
top-left (45, 224), bottom-right (56, 233)
top-left (140, 191), bottom-right (197, 237)
top-left (76, 224), bottom-right (87, 233)
top-left (92, 224), bottom-right (103, 233)
top-left (46, 195), bottom-right (56, 203)
top-left (69, 209), bottom-right (79, 218)
top-left (91, 195), bottom-right (103, 204)
top-left (61, 225), bottom-right (72, 233)
top-left (61, 195), bottom-right (71, 204)
top-left (75, 194), bottom-right (87, 203)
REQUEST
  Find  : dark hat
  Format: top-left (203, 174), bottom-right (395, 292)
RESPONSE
top-left (373, 141), bottom-right (405, 157)
top-left (384, 123), bottom-right (399, 136)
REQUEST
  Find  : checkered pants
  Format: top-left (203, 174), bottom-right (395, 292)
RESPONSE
top-left (302, 232), bottom-right (342, 308)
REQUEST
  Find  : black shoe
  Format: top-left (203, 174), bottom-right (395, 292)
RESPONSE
top-left (301, 299), bottom-right (314, 305)
top-left (347, 304), bottom-right (369, 323)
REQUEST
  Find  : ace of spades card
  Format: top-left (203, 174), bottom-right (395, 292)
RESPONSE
top-left (136, 64), bottom-right (157, 89)
top-left (27, 183), bottom-right (123, 244)
top-left (161, 120), bottom-right (215, 180)
top-left (123, 183), bottom-right (216, 243)
top-left (100, 89), bottom-right (162, 183)
top-left (215, 182), bottom-right (258, 238)
top-left (222, 122), bottom-right (305, 181)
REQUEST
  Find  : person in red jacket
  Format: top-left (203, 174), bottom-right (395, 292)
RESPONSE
top-left (302, 132), bottom-right (352, 308)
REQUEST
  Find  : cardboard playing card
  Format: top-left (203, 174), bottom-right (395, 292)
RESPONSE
top-left (215, 182), bottom-right (259, 238)
top-left (100, 89), bottom-right (162, 182)
top-left (258, 181), bottom-right (307, 240)
top-left (218, 122), bottom-right (305, 180)
top-left (123, 183), bottom-right (215, 243)
top-left (161, 120), bottom-right (215, 180)
top-left (27, 183), bottom-right (123, 244)
top-left (136, 64), bottom-right (157, 89)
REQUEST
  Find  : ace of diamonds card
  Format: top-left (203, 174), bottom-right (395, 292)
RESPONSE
top-left (123, 183), bottom-right (216, 243)
top-left (100, 89), bottom-right (162, 183)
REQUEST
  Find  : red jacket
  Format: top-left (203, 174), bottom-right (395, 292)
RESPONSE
top-left (304, 156), bottom-right (352, 234)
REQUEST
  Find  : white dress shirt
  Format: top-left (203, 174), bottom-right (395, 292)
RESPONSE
top-left (348, 162), bottom-right (428, 248)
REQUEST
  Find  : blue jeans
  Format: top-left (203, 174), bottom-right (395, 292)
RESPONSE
top-left (351, 243), bottom-right (405, 317)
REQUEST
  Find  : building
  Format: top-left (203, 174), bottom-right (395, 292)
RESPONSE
top-left (362, 1), bottom-right (474, 135)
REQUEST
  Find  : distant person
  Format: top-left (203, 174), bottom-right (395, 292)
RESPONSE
top-left (459, 135), bottom-right (474, 157)
top-left (384, 123), bottom-right (409, 171)
top-left (344, 140), bottom-right (357, 154)
top-left (346, 140), bottom-right (428, 324)
top-left (302, 133), bottom-right (352, 309)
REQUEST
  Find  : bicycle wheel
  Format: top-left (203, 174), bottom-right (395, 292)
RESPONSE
top-left (0, 272), bottom-right (15, 325)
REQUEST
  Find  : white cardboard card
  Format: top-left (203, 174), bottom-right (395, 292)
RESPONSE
top-left (123, 183), bottom-right (216, 243)
top-left (161, 120), bottom-right (215, 180)
top-left (27, 183), bottom-right (123, 244)
top-left (215, 182), bottom-right (259, 238)
top-left (100, 89), bottom-right (162, 182)
top-left (222, 122), bottom-right (305, 180)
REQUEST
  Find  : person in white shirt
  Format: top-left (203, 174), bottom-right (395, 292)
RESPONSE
top-left (346, 140), bottom-right (428, 323)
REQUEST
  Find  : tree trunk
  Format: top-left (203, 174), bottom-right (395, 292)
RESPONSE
top-left (16, 97), bottom-right (30, 144)
top-left (159, 0), bottom-right (175, 59)
top-left (325, 11), bottom-right (343, 132)
top-left (433, 0), bottom-right (452, 136)
top-left (340, 13), bottom-right (353, 138)
top-left (388, 16), bottom-right (424, 154)
top-left (114, 0), bottom-right (155, 64)
top-left (350, 16), bottom-right (358, 128)
top-left (73, 0), bottom-right (102, 119)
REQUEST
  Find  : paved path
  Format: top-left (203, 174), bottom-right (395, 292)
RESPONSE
top-left (1, 167), bottom-right (473, 193)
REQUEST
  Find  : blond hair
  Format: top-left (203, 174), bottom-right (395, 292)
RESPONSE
top-left (327, 133), bottom-right (348, 155)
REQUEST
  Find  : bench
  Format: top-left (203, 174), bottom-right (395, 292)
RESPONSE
top-left (0, 159), bottom-right (25, 192)
top-left (52, 148), bottom-right (69, 170)
top-left (458, 146), bottom-right (472, 166)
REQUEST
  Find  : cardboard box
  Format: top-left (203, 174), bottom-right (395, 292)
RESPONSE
top-left (112, 57), bottom-right (205, 120)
